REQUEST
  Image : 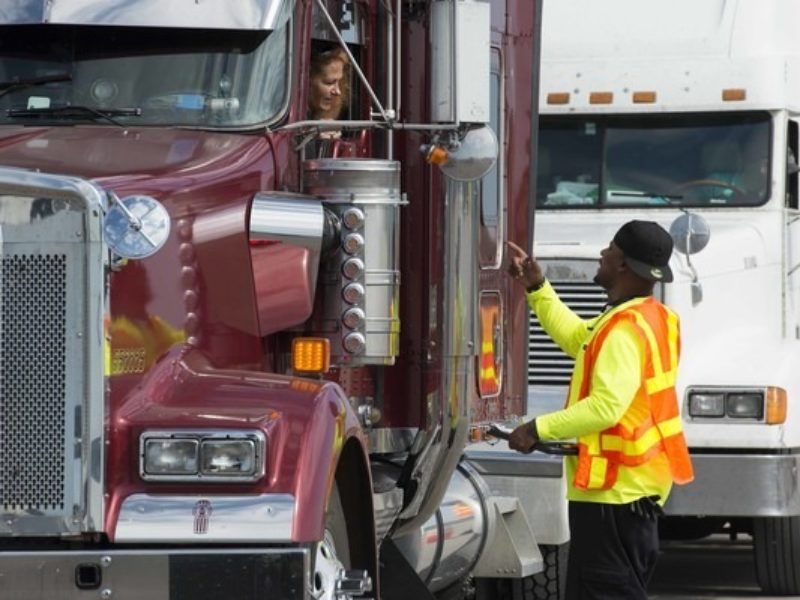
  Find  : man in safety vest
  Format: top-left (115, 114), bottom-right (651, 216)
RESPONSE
top-left (507, 220), bottom-right (694, 600)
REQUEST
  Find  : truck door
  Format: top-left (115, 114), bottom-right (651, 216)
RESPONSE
top-left (786, 118), bottom-right (800, 326)
top-left (476, 49), bottom-right (505, 415)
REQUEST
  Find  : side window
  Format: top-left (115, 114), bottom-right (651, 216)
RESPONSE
top-left (479, 49), bottom-right (502, 269)
top-left (788, 120), bottom-right (798, 209)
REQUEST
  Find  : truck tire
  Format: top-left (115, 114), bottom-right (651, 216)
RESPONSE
top-left (474, 543), bottom-right (568, 600)
top-left (753, 516), bottom-right (800, 595)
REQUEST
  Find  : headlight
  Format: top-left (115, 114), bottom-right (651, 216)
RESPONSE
top-left (727, 393), bottom-right (763, 419)
top-left (144, 439), bottom-right (198, 474)
top-left (140, 430), bottom-right (265, 482)
top-left (686, 387), bottom-right (786, 422)
top-left (201, 439), bottom-right (256, 476)
top-left (688, 391), bottom-right (725, 417)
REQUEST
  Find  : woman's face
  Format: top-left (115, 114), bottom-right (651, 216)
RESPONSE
top-left (309, 59), bottom-right (345, 118)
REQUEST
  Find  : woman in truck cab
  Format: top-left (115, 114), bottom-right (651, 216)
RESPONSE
top-left (308, 46), bottom-right (350, 124)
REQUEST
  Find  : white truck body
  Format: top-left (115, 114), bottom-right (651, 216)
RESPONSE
top-left (532, 0), bottom-right (800, 593)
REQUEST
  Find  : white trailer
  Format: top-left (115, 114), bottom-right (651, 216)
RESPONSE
top-left (531, 0), bottom-right (800, 594)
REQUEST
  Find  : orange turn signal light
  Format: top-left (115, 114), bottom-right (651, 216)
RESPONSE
top-left (292, 337), bottom-right (330, 374)
top-left (425, 145), bottom-right (449, 166)
top-left (766, 386), bottom-right (787, 424)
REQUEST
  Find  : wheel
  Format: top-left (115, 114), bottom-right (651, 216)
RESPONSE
top-left (753, 516), bottom-right (800, 595)
top-left (311, 484), bottom-right (353, 600)
top-left (474, 544), bottom-right (568, 600)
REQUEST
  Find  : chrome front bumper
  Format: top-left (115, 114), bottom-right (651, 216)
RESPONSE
top-left (0, 548), bottom-right (308, 599)
top-left (664, 451), bottom-right (800, 517)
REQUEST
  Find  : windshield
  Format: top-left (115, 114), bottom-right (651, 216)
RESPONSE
top-left (536, 112), bottom-right (771, 208)
top-left (0, 24), bottom-right (288, 128)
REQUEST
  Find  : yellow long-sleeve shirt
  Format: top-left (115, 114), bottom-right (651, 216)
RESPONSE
top-left (529, 280), bottom-right (673, 505)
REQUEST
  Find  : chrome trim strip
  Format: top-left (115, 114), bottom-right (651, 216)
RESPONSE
top-left (115, 494), bottom-right (295, 542)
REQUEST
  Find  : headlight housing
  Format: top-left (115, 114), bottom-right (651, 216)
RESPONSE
top-left (686, 387), bottom-right (786, 423)
top-left (140, 430), bottom-right (266, 482)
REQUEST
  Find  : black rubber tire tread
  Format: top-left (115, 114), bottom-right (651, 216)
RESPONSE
top-left (473, 543), bottom-right (568, 600)
top-left (753, 516), bottom-right (800, 595)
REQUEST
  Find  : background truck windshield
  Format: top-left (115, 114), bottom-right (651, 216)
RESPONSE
top-left (536, 112), bottom-right (771, 208)
top-left (0, 24), bottom-right (288, 128)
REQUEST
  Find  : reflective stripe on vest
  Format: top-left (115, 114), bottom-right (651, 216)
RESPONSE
top-left (573, 298), bottom-right (694, 491)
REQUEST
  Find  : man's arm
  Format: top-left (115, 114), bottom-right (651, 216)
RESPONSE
top-left (528, 281), bottom-right (592, 359)
top-left (536, 323), bottom-right (644, 441)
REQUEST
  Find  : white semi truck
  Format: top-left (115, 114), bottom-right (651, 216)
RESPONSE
top-left (530, 0), bottom-right (800, 594)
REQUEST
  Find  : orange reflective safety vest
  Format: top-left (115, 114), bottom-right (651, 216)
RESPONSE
top-left (573, 298), bottom-right (694, 491)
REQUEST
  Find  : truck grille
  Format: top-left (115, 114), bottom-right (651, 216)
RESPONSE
top-left (0, 181), bottom-right (106, 536)
top-left (528, 279), bottom-right (606, 386)
top-left (1, 254), bottom-right (68, 511)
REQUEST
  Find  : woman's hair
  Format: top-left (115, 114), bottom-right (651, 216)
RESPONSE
top-left (309, 46), bottom-right (351, 119)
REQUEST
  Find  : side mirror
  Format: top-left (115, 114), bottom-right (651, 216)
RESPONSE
top-left (669, 212), bottom-right (710, 256)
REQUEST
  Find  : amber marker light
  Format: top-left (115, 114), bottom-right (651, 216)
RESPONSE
top-left (547, 92), bottom-right (570, 105)
top-left (633, 91), bottom-right (657, 103)
top-left (292, 337), bottom-right (331, 374)
top-left (589, 91), bottom-right (613, 104)
top-left (425, 145), bottom-right (449, 166)
top-left (468, 426), bottom-right (484, 443)
top-left (765, 386), bottom-right (787, 424)
top-left (722, 88), bottom-right (746, 101)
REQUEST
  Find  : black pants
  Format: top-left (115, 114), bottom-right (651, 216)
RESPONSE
top-left (565, 500), bottom-right (660, 600)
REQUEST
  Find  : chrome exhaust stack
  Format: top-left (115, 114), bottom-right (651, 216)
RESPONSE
top-left (303, 159), bottom-right (404, 366)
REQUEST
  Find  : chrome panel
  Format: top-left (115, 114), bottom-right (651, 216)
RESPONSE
top-left (464, 446), bottom-right (569, 546)
top-left (2, 0), bottom-right (293, 30)
top-left (0, 166), bottom-right (107, 537)
top-left (373, 487), bottom-right (404, 543)
top-left (369, 427), bottom-right (418, 454)
top-left (664, 453), bottom-right (800, 517)
top-left (0, 548), bottom-right (307, 600)
top-left (303, 159), bottom-right (404, 366)
top-left (393, 179), bottom-right (476, 533)
top-left (392, 461), bottom-right (490, 593)
top-left (115, 494), bottom-right (295, 542)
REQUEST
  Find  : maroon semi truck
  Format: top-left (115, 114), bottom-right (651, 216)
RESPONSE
top-left (0, 1), bottom-right (557, 598)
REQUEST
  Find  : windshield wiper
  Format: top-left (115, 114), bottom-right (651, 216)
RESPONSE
top-left (0, 73), bottom-right (73, 99)
top-left (608, 191), bottom-right (684, 201)
top-left (7, 105), bottom-right (142, 127)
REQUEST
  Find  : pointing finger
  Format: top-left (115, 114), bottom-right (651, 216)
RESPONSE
top-left (506, 240), bottom-right (530, 259)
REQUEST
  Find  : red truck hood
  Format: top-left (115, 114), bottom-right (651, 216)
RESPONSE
top-left (0, 125), bottom-right (272, 187)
